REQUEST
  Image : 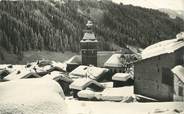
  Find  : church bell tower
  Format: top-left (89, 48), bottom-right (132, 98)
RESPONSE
top-left (80, 21), bottom-right (98, 66)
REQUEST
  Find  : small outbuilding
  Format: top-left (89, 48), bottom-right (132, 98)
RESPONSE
top-left (65, 55), bottom-right (81, 72)
top-left (69, 78), bottom-right (104, 98)
top-left (104, 54), bottom-right (125, 74)
top-left (112, 73), bottom-right (133, 87)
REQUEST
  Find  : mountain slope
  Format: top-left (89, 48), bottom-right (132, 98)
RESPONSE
top-left (159, 8), bottom-right (184, 20)
top-left (0, 0), bottom-right (184, 57)
top-left (112, 0), bottom-right (184, 11)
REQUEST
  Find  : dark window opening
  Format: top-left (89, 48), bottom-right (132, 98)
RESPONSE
top-left (157, 85), bottom-right (159, 89)
top-left (158, 56), bottom-right (161, 60)
top-left (156, 64), bottom-right (159, 72)
top-left (179, 86), bottom-right (183, 96)
top-left (162, 68), bottom-right (173, 86)
top-left (27, 75), bottom-right (38, 78)
top-left (88, 83), bottom-right (104, 92)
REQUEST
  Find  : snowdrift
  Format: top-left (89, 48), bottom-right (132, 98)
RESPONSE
top-left (0, 78), bottom-right (67, 114)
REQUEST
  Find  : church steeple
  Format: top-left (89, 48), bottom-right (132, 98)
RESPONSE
top-left (80, 20), bottom-right (98, 66)
top-left (86, 20), bottom-right (93, 32)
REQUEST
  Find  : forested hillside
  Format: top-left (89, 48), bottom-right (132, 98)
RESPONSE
top-left (0, 0), bottom-right (184, 56)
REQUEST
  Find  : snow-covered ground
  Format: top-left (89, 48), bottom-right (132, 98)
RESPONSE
top-left (66, 99), bottom-right (184, 114)
top-left (1, 63), bottom-right (184, 114)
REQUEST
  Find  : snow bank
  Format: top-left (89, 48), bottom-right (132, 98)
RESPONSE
top-left (0, 78), bottom-right (66, 114)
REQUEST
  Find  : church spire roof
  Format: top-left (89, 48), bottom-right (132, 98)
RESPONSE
top-left (81, 20), bottom-right (98, 42)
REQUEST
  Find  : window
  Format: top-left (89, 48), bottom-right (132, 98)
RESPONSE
top-left (162, 68), bottom-right (173, 86)
top-left (179, 86), bottom-right (183, 96)
top-left (158, 56), bottom-right (161, 60)
top-left (157, 64), bottom-right (159, 72)
top-left (82, 50), bottom-right (86, 54)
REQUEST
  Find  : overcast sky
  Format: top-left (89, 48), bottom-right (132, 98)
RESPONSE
top-left (112, 0), bottom-right (184, 11)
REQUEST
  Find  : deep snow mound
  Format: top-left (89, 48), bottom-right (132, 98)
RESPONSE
top-left (0, 78), bottom-right (67, 114)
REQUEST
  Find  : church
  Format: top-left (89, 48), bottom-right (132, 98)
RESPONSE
top-left (65, 20), bottom-right (126, 73)
top-left (80, 20), bottom-right (98, 66)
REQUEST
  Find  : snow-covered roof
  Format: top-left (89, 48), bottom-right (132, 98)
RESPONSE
top-left (42, 71), bottom-right (63, 80)
top-left (80, 33), bottom-right (98, 42)
top-left (78, 89), bottom-right (95, 99)
top-left (96, 86), bottom-right (134, 101)
top-left (0, 78), bottom-right (66, 114)
top-left (78, 86), bottom-right (135, 102)
top-left (69, 78), bottom-right (104, 90)
top-left (69, 65), bottom-right (109, 80)
top-left (142, 38), bottom-right (184, 59)
top-left (65, 55), bottom-right (81, 64)
top-left (112, 73), bottom-right (131, 81)
top-left (4, 69), bottom-right (40, 81)
top-left (52, 61), bottom-right (67, 71)
top-left (69, 65), bottom-right (88, 78)
top-left (171, 65), bottom-right (184, 83)
top-left (104, 54), bottom-right (123, 67)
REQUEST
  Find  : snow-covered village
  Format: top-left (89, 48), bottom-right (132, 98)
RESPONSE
top-left (0, 0), bottom-right (184, 114)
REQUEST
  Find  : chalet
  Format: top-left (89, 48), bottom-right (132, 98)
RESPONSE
top-left (112, 73), bottom-right (133, 87)
top-left (104, 54), bottom-right (125, 74)
top-left (134, 32), bottom-right (184, 101)
top-left (69, 65), bottom-right (111, 81)
top-left (65, 55), bottom-right (81, 72)
top-left (69, 78), bottom-right (104, 98)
